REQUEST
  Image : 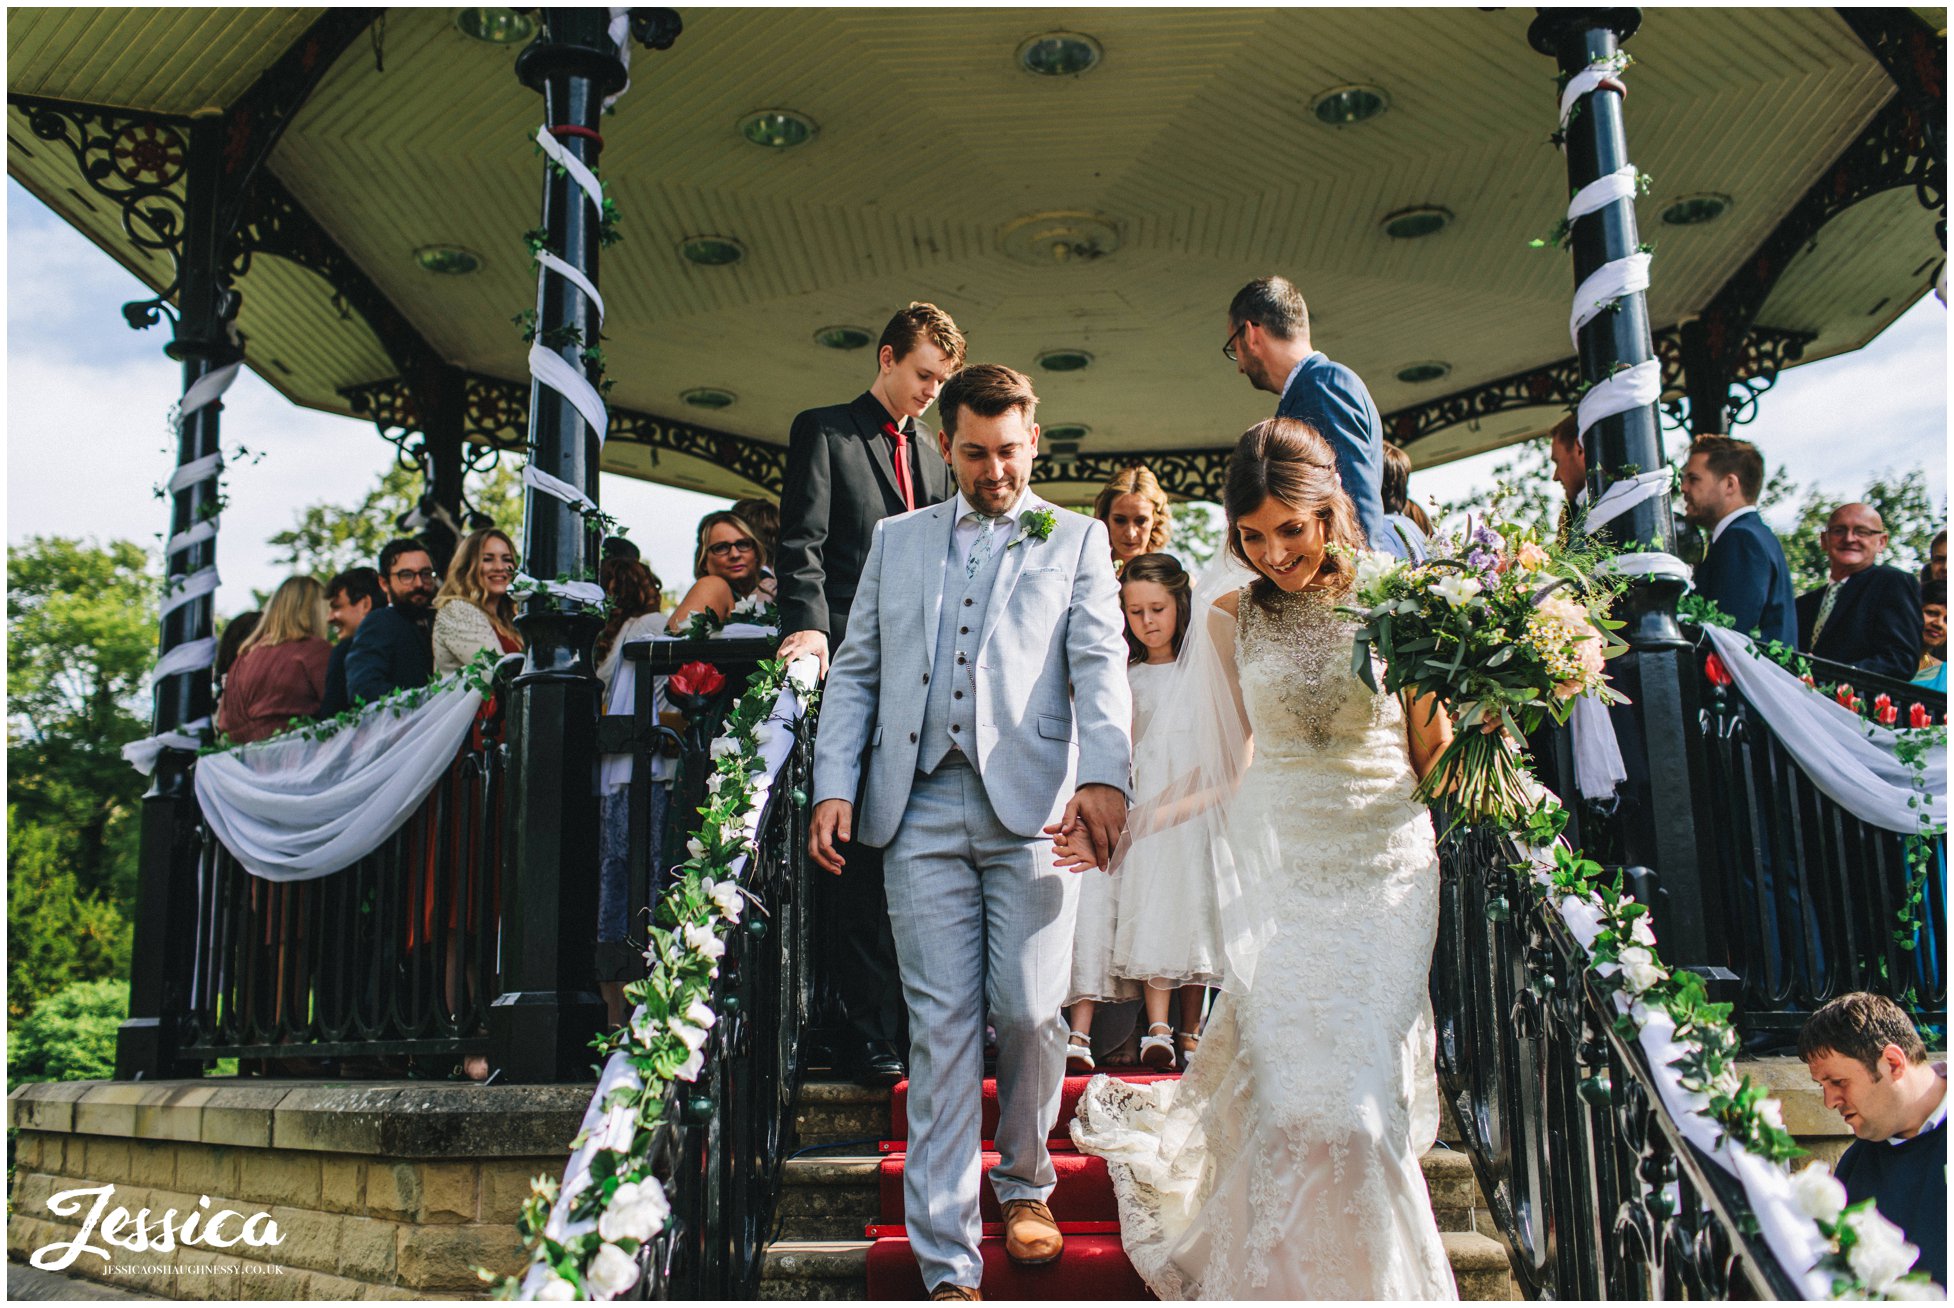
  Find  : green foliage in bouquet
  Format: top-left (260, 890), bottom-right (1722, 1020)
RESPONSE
top-left (1340, 519), bottom-right (1630, 825)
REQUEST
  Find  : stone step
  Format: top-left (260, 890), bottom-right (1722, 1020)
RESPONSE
top-left (760, 1230), bottom-right (1515, 1300)
top-left (777, 1146), bottom-right (1492, 1240)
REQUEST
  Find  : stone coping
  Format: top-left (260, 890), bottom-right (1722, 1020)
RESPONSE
top-left (7, 1080), bottom-right (596, 1159)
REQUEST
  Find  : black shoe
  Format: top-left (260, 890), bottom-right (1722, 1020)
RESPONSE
top-left (851, 1037), bottom-right (906, 1088)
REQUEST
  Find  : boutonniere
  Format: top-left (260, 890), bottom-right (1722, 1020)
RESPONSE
top-left (1009, 507), bottom-right (1057, 550)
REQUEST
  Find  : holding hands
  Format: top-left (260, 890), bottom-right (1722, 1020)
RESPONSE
top-left (1044, 782), bottom-right (1129, 873)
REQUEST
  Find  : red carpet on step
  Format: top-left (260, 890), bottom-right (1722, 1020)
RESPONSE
top-left (869, 1069), bottom-right (1173, 1300)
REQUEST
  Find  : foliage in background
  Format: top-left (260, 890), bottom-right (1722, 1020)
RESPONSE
top-left (1168, 501), bottom-right (1224, 569)
top-left (8, 979), bottom-right (128, 1089)
top-left (7, 813), bottom-right (133, 1023)
top-left (267, 459), bottom-right (526, 582)
top-left (7, 537), bottom-right (156, 910)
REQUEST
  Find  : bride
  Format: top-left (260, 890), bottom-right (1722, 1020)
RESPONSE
top-left (1060, 417), bottom-right (1460, 1299)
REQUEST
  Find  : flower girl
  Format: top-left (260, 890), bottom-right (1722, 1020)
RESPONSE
top-left (1107, 552), bottom-right (1229, 1069)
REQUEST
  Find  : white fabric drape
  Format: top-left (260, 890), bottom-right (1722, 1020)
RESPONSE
top-left (1702, 626), bottom-right (1946, 835)
top-left (193, 679), bottom-right (485, 881)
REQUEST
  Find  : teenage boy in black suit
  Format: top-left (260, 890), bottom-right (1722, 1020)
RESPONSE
top-left (1796, 503), bottom-right (1923, 681)
top-left (777, 302), bottom-right (965, 1086)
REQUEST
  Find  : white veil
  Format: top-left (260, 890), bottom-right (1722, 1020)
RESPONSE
top-left (1114, 548), bottom-right (1275, 995)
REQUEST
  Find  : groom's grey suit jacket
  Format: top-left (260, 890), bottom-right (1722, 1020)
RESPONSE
top-left (812, 492), bottom-right (1133, 848)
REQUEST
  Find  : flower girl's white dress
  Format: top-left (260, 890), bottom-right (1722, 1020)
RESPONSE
top-left (1072, 585), bottom-right (1457, 1300)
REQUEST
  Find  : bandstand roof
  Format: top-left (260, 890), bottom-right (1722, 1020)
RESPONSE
top-left (7, 6), bottom-right (1944, 502)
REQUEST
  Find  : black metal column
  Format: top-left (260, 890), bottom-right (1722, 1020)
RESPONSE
top-left (118, 118), bottom-right (238, 1080)
top-left (489, 9), bottom-right (625, 1081)
top-left (1530, 8), bottom-right (1723, 971)
top-left (416, 361), bottom-right (470, 574)
top-left (1676, 318), bottom-right (1730, 437)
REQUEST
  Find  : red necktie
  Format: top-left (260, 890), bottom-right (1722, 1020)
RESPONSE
top-left (883, 421), bottom-right (916, 512)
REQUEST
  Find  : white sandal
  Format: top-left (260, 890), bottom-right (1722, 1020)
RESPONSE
top-left (1176, 1030), bottom-right (1201, 1070)
top-left (1139, 1022), bottom-right (1175, 1069)
top-left (1065, 1030), bottom-right (1095, 1073)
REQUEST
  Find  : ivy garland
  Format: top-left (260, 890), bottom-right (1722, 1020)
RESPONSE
top-left (489, 656), bottom-right (819, 1301)
top-left (199, 648), bottom-right (506, 756)
top-left (1513, 798), bottom-right (1937, 1298)
top-left (674, 594), bottom-right (781, 641)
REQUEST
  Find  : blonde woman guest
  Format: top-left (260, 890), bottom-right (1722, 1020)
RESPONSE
top-left (666, 509), bottom-right (776, 633)
top-left (432, 528), bottom-right (524, 672)
top-left (216, 578), bottom-right (331, 744)
top-left (1093, 464), bottom-right (1173, 572)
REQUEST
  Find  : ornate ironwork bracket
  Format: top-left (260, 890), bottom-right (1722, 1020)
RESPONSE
top-left (12, 95), bottom-right (194, 329)
top-left (1038, 448), bottom-right (1232, 502)
top-left (1837, 7), bottom-right (1946, 249)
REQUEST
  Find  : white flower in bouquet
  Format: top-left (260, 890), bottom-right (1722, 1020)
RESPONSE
top-left (682, 921), bottom-right (727, 963)
top-left (730, 593), bottom-right (769, 619)
top-left (537, 1273), bottom-right (578, 1300)
top-left (685, 837), bottom-right (707, 861)
top-left (705, 877), bottom-right (745, 922)
top-left (684, 997), bottom-right (716, 1030)
top-left (1616, 945), bottom-right (1667, 995)
top-left (1429, 573), bottom-right (1484, 609)
top-left (710, 736), bottom-right (741, 759)
top-left (1756, 1096), bottom-right (1787, 1133)
top-left (1882, 1278), bottom-right (1947, 1300)
top-left (1354, 549), bottom-right (1405, 596)
top-left (705, 772), bottom-right (725, 795)
top-left (1844, 1207), bottom-right (1920, 1292)
top-left (674, 1045), bottom-right (706, 1081)
top-left (629, 1008), bottom-right (658, 1048)
top-left (1790, 1163), bottom-right (1849, 1223)
top-left (1630, 914), bottom-right (1657, 947)
top-left (586, 1241), bottom-right (641, 1297)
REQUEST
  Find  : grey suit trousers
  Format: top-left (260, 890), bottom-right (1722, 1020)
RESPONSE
top-left (883, 754), bottom-right (1079, 1290)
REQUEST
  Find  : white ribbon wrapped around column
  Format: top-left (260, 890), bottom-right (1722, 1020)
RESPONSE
top-left (534, 248), bottom-right (605, 326)
top-left (152, 636), bottom-right (218, 682)
top-left (528, 342), bottom-right (609, 448)
top-left (523, 462), bottom-right (599, 515)
top-left (1558, 57), bottom-right (1627, 140)
top-left (1569, 694), bottom-right (1629, 801)
top-left (534, 124), bottom-right (606, 220)
top-left (166, 450), bottom-right (225, 494)
top-left (1574, 357), bottom-right (1660, 443)
top-left (124, 716), bottom-right (213, 776)
top-left (514, 572), bottom-right (607, 606)
top-left (159, 566), bottom-right (221, 619)
top-left (165, 518), bottom-right (218, 558)
top-left (1581, 466), bottom-right (1672, 535)
top-left (1569, 251), bottom-right (1651, 347)
top-left (1567, 163), bottom-right (1641, 224)
top-left (168, 360), bottom-right (242, 432)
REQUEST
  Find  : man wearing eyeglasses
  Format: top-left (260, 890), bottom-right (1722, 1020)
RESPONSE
top-left (1224, 275), bottom-right (1402, 557)
top-left (1795, 503), bottom-right (1923, 681)
top-left (345, 537), bottom-right (440, 705)
top-left (777, 302), bottom-right (965, 1089)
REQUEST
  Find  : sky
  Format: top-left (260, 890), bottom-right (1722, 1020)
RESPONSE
top-left (6, 178), bottom-right (1946, 615)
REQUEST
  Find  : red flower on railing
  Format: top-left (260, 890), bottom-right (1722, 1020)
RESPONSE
top-left (1800, 673), bottom-right (1818, 690)
top-left (670, 661), bottom-right (727, 700)
top-left (1703, 653), bottom-right (1733, 687)
top-left (1909, 702), bottom-right (1933, 729)
top-left (1873, 694), bottom-right (1897, 727)
top-left (1833, 683), bottom-right (1855, 708)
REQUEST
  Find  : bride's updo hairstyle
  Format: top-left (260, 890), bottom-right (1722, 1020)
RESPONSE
top-left (1224, 417), bottom-right (1365, 610)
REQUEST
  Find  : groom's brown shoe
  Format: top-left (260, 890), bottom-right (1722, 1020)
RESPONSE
top-left (1001, 1198), bottom-right (1063, 1265)
top-left (930, 1284), bottom-right (982, 1300)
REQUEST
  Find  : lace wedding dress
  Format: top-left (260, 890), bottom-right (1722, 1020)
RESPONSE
top-left (1072, 584), bottom-right (1457, 1300)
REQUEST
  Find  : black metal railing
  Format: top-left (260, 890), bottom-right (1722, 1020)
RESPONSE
top-left (1689, 643), bottom-right (1947, 1039)
top-left (1434, 823), bottom-right (1804, 1300)
top-left (178, 681), bottom-right (513, 1066)
top-left (622, 670), bottom-right (818, 1299)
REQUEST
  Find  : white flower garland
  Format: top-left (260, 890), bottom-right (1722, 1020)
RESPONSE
top-left (1515, 807), bottom-right (1940, 1299)
top-left (501, 654), bottom-right (820, 1301)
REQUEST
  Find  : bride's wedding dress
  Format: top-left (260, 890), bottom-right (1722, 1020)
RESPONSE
top-left (1072, 583), bottom-right (1457, 1300)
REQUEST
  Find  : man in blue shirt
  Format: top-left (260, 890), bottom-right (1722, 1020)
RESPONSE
top-left (1679, 436), bottom-right (1798, 649)
top-left (345, 537), bottom-right (437, 705)
top-left (1225, 276), bottom-right (1402, 557)
top-left (1800, 993), bottom-right (1946, 1288)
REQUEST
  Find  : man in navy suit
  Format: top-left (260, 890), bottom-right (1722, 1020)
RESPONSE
top-left (1680, 436), bottom-right (1797, 649)
top-left (1796, 504), bottom-right (1923, 681)
top-left (1225, 276), bottom-right (1403, 556)
top-left (345, 537), bottom-right (438, 705)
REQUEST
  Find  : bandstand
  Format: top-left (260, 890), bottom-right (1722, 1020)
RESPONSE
top-left (6, 6), bottom-right (1946, 1302)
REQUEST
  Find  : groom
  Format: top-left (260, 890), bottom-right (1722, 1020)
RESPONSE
top-left (809, 363), bottom-right (1132, 1299)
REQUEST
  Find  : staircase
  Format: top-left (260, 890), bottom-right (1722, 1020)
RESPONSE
top-left (763, 1070), bottom-right (1517, 1299)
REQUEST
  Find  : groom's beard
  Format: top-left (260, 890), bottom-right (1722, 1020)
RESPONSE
top-left (963, 478), bottom-right (1021, 515)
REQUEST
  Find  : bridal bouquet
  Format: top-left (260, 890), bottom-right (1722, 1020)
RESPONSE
top-left (1341, 519), bottom-right (1628, 825)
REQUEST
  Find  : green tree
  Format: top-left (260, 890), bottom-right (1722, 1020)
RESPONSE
top-left (8, 978), bottom-right (128, 1087)
top-left (1169, 501), bottom-right (1224, 569)
top-left (7, 812), bottom-right (132, 1021)
top-left (1777, 469), bottom-right (1943, 594)
top-left (7, 537), bottom-right (157, 907)
top-left (267, 459), bottom-right (526, 580)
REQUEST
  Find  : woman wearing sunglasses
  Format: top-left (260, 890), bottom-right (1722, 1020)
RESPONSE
top-left (666, 508), bottom-right (777, 633)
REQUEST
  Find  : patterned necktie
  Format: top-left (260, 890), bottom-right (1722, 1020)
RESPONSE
top-left (965, 514), bottom-right (999, 579)
top-left (1810, 578), bottom-right (1846, 645)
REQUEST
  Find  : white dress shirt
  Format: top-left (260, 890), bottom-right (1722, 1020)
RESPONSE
top-left (951, 487), bottom-right (1027, 574)
top-left (1710, 503), bottom-right (1759, 544)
